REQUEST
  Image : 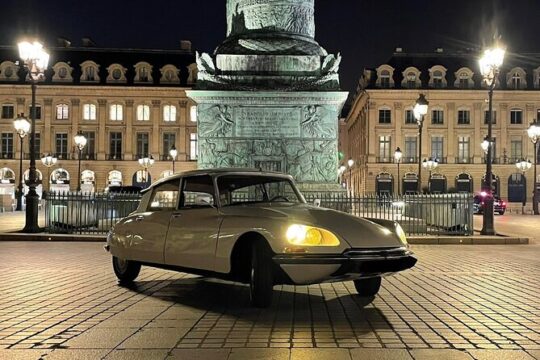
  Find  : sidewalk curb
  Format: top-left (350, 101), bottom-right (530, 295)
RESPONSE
top-left (409, 236), bottom-right (529, 245)
top-left (0, 233), bottom-right (106, 242)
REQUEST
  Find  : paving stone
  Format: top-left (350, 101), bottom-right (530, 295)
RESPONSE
top-left (105, 349), bottom-right (169, 360)
top-left (45, 349), bottom-right (110, 360)
top-left (467, 350), bottom-right (536, 360)
top-left (228, 348), bottom-right (290, 360)
top-left (167, 349), bottom-right (231, 359)
top-left (410, 349), bottom-right (474, 360)
top-left (291, 348), bottom-right (351, 359)
top-left (119, 327), bottom-right (189, 349)
top-left (350, 349), bottom-right (413, 360)
top-left (0, 349), bottom-right (50, 360)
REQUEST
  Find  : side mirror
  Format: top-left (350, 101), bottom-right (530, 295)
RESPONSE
top-left (313, 199), bottom-right (321, 207)
top-left (195, 195), bottom-right (213, 207)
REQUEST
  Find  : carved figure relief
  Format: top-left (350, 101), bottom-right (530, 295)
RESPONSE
top-left (198, 105), bottom-right (234, 137)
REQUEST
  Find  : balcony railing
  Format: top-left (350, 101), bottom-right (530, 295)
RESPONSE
top-left (376, 157), bottom-right (394, 163)
top-left (402, 157), bottom-right (419, 164)
top-left (1, 153), bottom-right (14, 159)
top-left (107, 154), bottom-right (124, 161)
top-left (455, 157), bottom-right (474, 164)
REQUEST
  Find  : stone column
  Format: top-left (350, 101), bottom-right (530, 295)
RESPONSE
top-left (473, 102), bottom-right (482, 163)
top-left (394, 102), bottom-right (403, 150)
top-left (446, 102), bottom-right (455, 162)
top-left (43, 98), bottom-right (53, 155)
top-left (151, 100), bottom-right (161, 157)
top-left (368, 101), bottom-right (377, 163)
top-left (125, 100), bottom-right (134, 160)
top-left (71, 99), bottom-right (80, 160)
top-left (179, 100), bottom-right (188, 160)
top-left (97, 99), bottom-right (107, 160)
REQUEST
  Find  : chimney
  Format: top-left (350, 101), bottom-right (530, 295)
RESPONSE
top-left (435, 48), bottom-right (444, 53)
top-left (82, 37), bottom-right (97, 47)
top-left (395, 47), bottom-right (403, 53)
top-left (57, 37), bottom-right (71, 48)
top-left (180, 40), bottom-right (192, 51)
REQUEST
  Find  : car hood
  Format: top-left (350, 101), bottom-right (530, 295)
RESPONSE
top-left (221, 203), bottom-right (403, 248)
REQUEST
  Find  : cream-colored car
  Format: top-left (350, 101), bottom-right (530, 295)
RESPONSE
top-left (105, 169), bottom-right (416, 307)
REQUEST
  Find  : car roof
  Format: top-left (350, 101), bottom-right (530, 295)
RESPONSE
top-left (143, 168), bottom-right (294, 192)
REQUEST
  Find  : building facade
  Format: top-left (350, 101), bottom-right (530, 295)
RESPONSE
top-left (0, 41), bottom-right (198, 202)
top-left (344, 49), bottom-right (540, 208)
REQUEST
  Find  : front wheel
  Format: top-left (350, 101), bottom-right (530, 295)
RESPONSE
top-left (249, 241), bottom-right (274, 308)
top-left (112, 256), bottom-right (141, 283)
top-left (353, 276), bottom-right (382, 297)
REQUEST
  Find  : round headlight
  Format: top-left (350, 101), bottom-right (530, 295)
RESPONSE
top-left (395, 224), bottom-right (408, 245)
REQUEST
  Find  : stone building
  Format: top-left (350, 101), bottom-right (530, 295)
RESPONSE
top-left (0, 40), bottom-right (197, 199)
top-left (344, 48), bottom-right (540, 208)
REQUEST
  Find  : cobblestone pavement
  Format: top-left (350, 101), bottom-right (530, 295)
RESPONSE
top-left (0, 242), bottom-right (538, 360)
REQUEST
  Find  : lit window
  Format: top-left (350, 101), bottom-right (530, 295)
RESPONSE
top-left (83, 104), bottom-right (96, 120)
top-left (190, 133), bottom-right (198, 160)
top-left (56, 104), bottom-right (69, 120)
top-left (163, 105), bottom-right (177, 122)
top-left (110, 104), bottom-right (123, 121)
top-left (137, 105), bottom-right (150, 121)
top-left (190, 105), bottom-right (197, 122)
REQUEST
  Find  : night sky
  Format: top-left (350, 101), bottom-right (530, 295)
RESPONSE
top-left (2, 0), bottom-right (540, 94)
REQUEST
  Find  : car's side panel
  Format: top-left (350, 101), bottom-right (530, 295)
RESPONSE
top-left (164, 208), bottom-right (222, 271)
top-left (110, 211), bottom-right (171, 264)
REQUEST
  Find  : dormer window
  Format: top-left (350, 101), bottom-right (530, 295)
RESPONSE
top-left (106, 64), bottom-right (127, 83)
top-left (376, 65), bottom-right (394, 89)
top-left (402, 67), bottom-right (421, 89)
top-left (429, 66), bottom-right (447, 88)
top-left (160, 65), bottom-right (180, 84)
top-left (459, 72), bottom-right (469, 88)
top-left (80, 61), bottom-right (100, 83)
top-left (511, 72), bottom-right (521, 89)
top-left (52, 62), bottom-right (73, 83)
top-left (0, 61), bottom-right (19, 81)
top-left (506, 67), bottom-right (526, 89)
top-left (380, 71), bottom-right (390, 88)
top-left (134, 62), bottom-right (153, 83)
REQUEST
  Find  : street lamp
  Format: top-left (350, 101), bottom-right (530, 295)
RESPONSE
top-left (74, 132), bottom-right (87, 192)
top-left (169, 145), bottom-right (178, 173)
top-left (394, 147), bottom-right (403, 195)
top-left (138, 155), bottom-right (155, 184)
top-left (40, 154), bottom-right (58, 192)
top-left (423, 157), bottom-right (439, 192)
top-left (528, 120), bottom-right (540, 214)
top-left (338, 165), bottom-right (346, 184)
top-left (414, 94), bottom-right (429, 193)
top-left (347, 159), bottom-right (354, 196)
top-left (13, 114), bottom-right (31, 211)
top-left (479, 44), bottom-right (505, 235)
top-left (516, 158), bottom-right (532, 214)
top-left (18, 40), bottom-right (49, 233)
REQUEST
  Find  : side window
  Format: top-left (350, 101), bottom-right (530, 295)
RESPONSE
top-left (180, 175), bottom-right (215, 208)
top-left (148, 180), bottom-right (180, 211)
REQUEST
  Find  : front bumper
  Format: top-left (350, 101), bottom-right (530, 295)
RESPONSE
top-left (273, 247), bottom-right (417, 283)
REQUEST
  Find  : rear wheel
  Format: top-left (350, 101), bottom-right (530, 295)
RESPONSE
top-left (249, 241), bottom-right (274, 308)
top-left (112, 256), bottom-right (141, 283)
top-left (353, 276), bottom-right (382, 297)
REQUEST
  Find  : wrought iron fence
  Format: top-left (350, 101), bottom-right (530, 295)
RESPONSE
top-left (45, 191), bottom-right (142, 234)
top-left (303, 192), bottom-right (474, 236)
top-left (44, 190), bottom-right (473, 237)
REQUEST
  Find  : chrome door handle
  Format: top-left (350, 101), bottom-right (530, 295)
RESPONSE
top-left (135, 215), bottom-right (144, 222)
top-left (172, 213), bottom-right (182, 218)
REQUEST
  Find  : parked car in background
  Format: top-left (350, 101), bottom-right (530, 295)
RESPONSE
top-left (473, 192), bottom-right (506, 215)
top-left (105, 169), bottom-right (417, 308)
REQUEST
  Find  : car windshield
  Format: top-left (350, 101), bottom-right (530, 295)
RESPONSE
top-left (217, 175), bottom-right (304, 207)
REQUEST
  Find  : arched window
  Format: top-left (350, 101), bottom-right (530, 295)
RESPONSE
top-left (110, 104), bottom-right (123, 121)
top-left (506, 67), bottom-right (527, 89)
top-left (137, 105), bottom-right (150, 121)
top-left (511, 72), bottom-right (521, 89)
top-left (52, 62), bottom-right (73, 82)
top-left (402, 67), bottom-right (421, 89)
top-left (80, 61), bottom-right (100, 82)
top-left (0, 167), bottom-right (15, 184)
top-left (108, 170), bottom-right (122, 186)
top-left (56, 103), bottom-right (69, 120)
top-left (81, 170), bottom-right (95, 184)
top-left (106, 64), bottom-right (127, 83)
top-left (429, 66), bottom-right (447, 88)
top-left (380, 70), bottom-right (390, 88)
top-left (160, 65), bottom-right (180, 84)
top-left (51, 168), bottom-right (70, 184)
top-left (134, 62), bottom-right (153, 83)
top-left (163, 105), bottom-right (177, 122)
top-left (433, 71), bottom-right (443, 88)
top-left (0, 61), bottom-right (19, 81)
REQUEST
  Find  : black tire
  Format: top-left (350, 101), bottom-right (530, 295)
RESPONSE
top-left (353, 276), bottom-right (382, 297)
top-left (112, 256), bottom-right (141, 283)
top-left (249, 241), bottom-right (274, 308)
top-left (498, 211), bottom-right (505, 215)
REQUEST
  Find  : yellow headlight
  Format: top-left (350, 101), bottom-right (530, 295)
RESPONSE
top-left (395, 224), bottom-right (408, 245)
top-left (286, 224), bottom-right (340, 247)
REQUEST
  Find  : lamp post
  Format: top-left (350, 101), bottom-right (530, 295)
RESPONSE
top-left (138, 155), bottom-right (155, 185)
top-left (422, 157), bottom-right (439, 192)
top-left (169, 145), bottom-right (178, 173)
top-left (347, 159), bottom-right (354, 196)
top-left (40, 154), bottom-right (57, 192)
top-left (516, 158), bottom-right (532, 214)
top-left (74, 132), bottom-right (87, 192)
top-left (394, 147), bottom-right (402, 195)
top-left (528, 120), bottom-right (540, 215)
top-left (479, 45), bottom-right (505, 235)
top-left (13, 114), bottom-right (31, 211)
top-left (414, 94), bottom-right (429, 193)
top-left (338, 165), bottom-right (346, 185)
top-left (18, 40), bottom-right (49, 233)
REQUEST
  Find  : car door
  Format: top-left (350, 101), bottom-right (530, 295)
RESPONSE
top-left (164, 175), bottom-right (222, 271)
top-left (128, 179), bottom-right (180, 264)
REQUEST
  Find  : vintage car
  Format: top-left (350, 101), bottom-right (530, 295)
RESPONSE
top-left (105, 169), bottom-right (417, 307)
top-left (473, 192), bottom-right (507, 215)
